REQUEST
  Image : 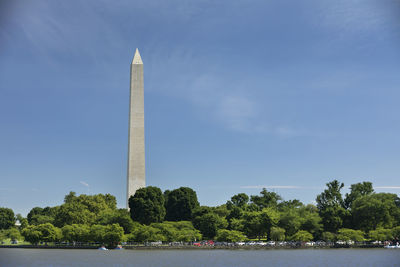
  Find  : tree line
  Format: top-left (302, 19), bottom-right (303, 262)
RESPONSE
top-left (0, 180), bottom-right (399, 245)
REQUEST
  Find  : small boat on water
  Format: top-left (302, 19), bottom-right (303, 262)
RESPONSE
top-left (98, 245), bottom-right (108, 250)
top-left (384, 242), bottom-right (400, 249)
top-left (115, 244), bottom-right (123, 250)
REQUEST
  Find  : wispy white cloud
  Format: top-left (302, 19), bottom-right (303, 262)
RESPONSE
top-left (240, 185), bottom-right (400, 190)
top-left (216, 95), bottom-right (257, 133)
top-left (4, 1), bottom-right (335, 138)
top-left (174, 72), bottom-right (309, 136)
top-left (316, 0), bottom-right (399, 42)
top-left (375, 186), bottom-right (400, 189)
top-left (80, 181), bottom-right (89, 187)
top-left (4, 1), bottom-right (127, 66)
top-left (240, 185), bottom-right (322, 190)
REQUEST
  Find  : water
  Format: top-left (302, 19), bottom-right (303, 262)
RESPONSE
top-left (0, 248), bottom-right (399, 267)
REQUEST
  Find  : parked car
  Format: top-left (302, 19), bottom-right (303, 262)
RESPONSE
top-left (315, 241), bottom-right (326, 246)
top-left (205, 240), bottom-right (214, 246)
top-left (151, 241), bottom-right (162, 246)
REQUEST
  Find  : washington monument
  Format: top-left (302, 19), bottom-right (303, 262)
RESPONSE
top-left (127, 48), bottom-right (145, 208)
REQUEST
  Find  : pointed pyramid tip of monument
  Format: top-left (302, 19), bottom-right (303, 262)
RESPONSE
top-left (132, 48), bottom-right (143, 64)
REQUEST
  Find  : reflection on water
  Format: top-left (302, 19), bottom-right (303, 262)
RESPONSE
top-left (0, 248), bottom-right (399, 267)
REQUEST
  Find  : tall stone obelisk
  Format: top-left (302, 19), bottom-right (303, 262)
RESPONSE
top-left (127, 48), bottom-right (146, 208)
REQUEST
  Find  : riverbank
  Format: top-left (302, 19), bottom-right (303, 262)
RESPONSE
top-left (0, 243), bottom-right (386, 250)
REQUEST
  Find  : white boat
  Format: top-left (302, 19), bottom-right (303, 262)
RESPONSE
top-left (98, 246), bottom-right (108, 250)
top-left (384, 242), bottom-right (400, 249)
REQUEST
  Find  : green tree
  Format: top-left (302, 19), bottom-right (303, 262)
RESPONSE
top-left (278, 210), bottom-right (302, 237)
top-left (27, 207), bottom-right (44, 224)
top-left (64, 192), bottom-right (117, 211)
top-left (103, 224), bottom-right (124, 246)
top-left (171, 221), bottom-right (202, 242)
top-left (291, 230), bottom-right (313, 241)
top-left (53, 192), bottom-right (117, 227)
top-left (211, 205), bottom-right (230, 218)
top-left (321, 232), bottom-right (336, 241)
top-left (392, 226), bottom-right (400, 240)
top-left (242, 208), bottom-right (278, 240)
top-left (36, 223), bottom-right (62, 243)
top-left (30, 215), bottom-right (55, 225)
top-left (368, 228), bottom-right (393, 241)
top-left (27, 206), bottom-right (59, 225)
top-left (0, 230), bottom-right (7, 241)
top-left (192, 212), bottom-right (227, 239)
top-left (227, 193), bottom-right (249, 209)
top-left (62, 224), bottom-right (90, 243)
top-left (150, 221), bottom-right (202, 242)
top-left (336, 228), bottom-right (365, 242)
top-left (270, 227), bottom-right (286, 241)
top-left (316, 180), bottom-right (347, 232)
top-left (215, 229), bottom-right (246, 242)
top-left (21, 226), bottom-right (42, 244)
top-left (229, 218), bottom-right (245, 232)
top-left (278, 199), bottom-right (304, 211)
top-left (320, 206), bottom-right (347, 233)
top-left (163, 190), bottom-right (171, 206)
top-left (262, 208), bottom-right (280, 237)
top-left (278, 199), bottom-right (303, 211)
top-left (250, 189), bottom-right (282, 209)
top-left (89, 224), bottom-right (124, 246)
top-left (174, 226), bottom-right (202, 242)
top-left (97, 209), bottom-right (135, 234)
top-left (150, 221), bottom-right (180, 242)
top-left (351, 193), bottom-right (399, 231)
top-left (226, 206), bottom-right (243, 228)
top-left (89, 224), bottom-right (106, 243)
top-left (5, 228), bottom-right (23, 241)
top-left (317, 180), bottom-right (345, 209)
top-left (165, 187), bottom-right (199, 221)
top-left (22, 223), bottom-right (62, 244)
top-left (344, 182), bottom-right (374, 209)
top-left (242, 211), bottom-right (264, 239)
top-left (192, 206), bottom-right (212, 218)
top-left (299, 207), bottom-right (323, 239)
top-left (129, 186), bottom-right (166, 225)
top-left (54, 202), bottom-right (95, 227)
top-left (127, 224), bottom-right (165, 242)
top-left (0, 207), bottom-right (16, 229)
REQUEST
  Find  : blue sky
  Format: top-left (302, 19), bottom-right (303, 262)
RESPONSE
top-left (1, 0), bottom-right (400, 215)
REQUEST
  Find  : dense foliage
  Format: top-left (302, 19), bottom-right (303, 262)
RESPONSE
top-left (128, 186), bottom-right (165, 225)
top-left (1, 180), bottom-right (400, 245)
top-left (165, 187), bottom-right (199, 221)
top-left (0, 208), bottom-right (15, 229)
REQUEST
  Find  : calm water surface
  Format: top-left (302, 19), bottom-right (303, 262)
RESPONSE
top-left (0, 248), bottom-right (399, 267)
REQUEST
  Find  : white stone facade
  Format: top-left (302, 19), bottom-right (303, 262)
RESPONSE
top-left (127, 48), bottom-right (146, 208)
